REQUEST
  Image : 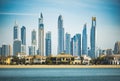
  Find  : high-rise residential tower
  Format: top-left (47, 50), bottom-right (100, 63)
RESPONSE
top-left (38, 13), bottom-right (44, 56)
top-left (82, 24), bottom-right (87, 55)
top-left (1, 44), bottom-right (11, 57)
top-left (13, 21), bottom-right (19, 40)
top-left (65, 33), bottom-right (71, 54)
top-left (21, 26), bottom-right (26, 54)
top-left (90, 17), bottom-right (96, 58)
top-left (31, 29), bottom-right (37, 55)
top-left (58, 15), bottom-right (64, 54)
top-left (45, 31), bottom-right (51, 56)
top-left (72, 34), bottom-right (81, 56)
top-left (21, 26), bottom-right (26, 45)
top-left (32, 29), bottom-right (37, 46)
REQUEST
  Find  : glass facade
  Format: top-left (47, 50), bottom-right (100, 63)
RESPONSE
top-left (58, 15), bottom-right (64, 54)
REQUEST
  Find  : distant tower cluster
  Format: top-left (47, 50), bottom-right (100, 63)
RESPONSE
top-left (13, 21), bottom-right (26, 56)
top-left (58, 15), bottom-right (64, 54)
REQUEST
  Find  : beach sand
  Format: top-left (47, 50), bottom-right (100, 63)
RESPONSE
top-left (0, 65), bottom-right (120, 68)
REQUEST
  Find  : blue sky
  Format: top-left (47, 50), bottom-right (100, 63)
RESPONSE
top-left (0, 0), bottom-right (120, 54)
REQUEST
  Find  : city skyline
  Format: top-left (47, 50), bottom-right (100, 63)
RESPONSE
top-left (0, 0), bottom-right (120, 55)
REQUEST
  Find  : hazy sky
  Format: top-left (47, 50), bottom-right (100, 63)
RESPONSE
top-left (0, 0), bottom-right (120, 55)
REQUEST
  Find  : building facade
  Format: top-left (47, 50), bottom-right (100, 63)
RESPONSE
top-left (90, 17), bottom-right (96, 58)
top-left (28, 46), bottom-right (35, 55)
top-left (114, 41), bottom-right (120, 54)
top-left (13, 21), bottom-right (19, 40)
top-left (82, 24), bottom-right (87, 55)
top-left (38, 13), bottom-right (44, 56)
top-left (13, 40), bottom-right (21, 56)
top-left (1, 44), bottom-right (11, 57)
top-left (46, 31), bottom-right (51, 56)
top-left (21, 26), bottom-right (26, 45)
top-left (72, 34), bottom-right (81, 56)
top-left (65, 33), bottom-right (71, 54)
top-left (58, 15), bottom-right (64, 54)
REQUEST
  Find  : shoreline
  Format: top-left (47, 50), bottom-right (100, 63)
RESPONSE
top-left (0, 65), bottom-right (120, 68)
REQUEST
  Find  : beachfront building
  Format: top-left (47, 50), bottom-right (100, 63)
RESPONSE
top-left (81, 55), bottom-right (91, 65)
top-left (32, 55), bottom-right (46, 64)
top-left (46, 53), bottom-right (75, 64)
top-left (105, 54), bottom-right (120, 65)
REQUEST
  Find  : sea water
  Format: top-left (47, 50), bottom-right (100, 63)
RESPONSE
top-left (0, 68), bottom-right (120, 81)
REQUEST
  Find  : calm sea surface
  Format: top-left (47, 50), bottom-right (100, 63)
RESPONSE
top-left (0, 68), bottom-right (120, 81)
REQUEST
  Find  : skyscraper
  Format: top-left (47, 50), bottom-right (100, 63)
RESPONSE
top-left (32, 29), bottom-right (37, 46)
top-left (21, 26), bottom-right (26, 54)
top-left (45, 31), bottom-right (51, 56)
top-left (114, 41), bottom-right (120, 54)
top-left (82, 24), bottom-right (87, 55)
top-left (65, 33), bottom-right (71, 54)
top-left (58, 15), bottom-right (64, 54)
top-left (72, 34), bottom-right (81, 56)
top-left (13, 39), bottom-right (21, 56)
top-left (90, 17), bottom-right (96, 58)
top-left (13, 21), bottom-right (19, 40)
top-left (38, 13), bottom-right (44, 56)
top-left (21, 26), bottom-right (26, 45)
top-left (1, 44), bottom-right (11, 57)
top-left (31, 29), bottom-right (37, 55)
top-left (70, 38), bottom-right (74, 55)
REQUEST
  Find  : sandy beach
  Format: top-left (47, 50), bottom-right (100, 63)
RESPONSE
top-left (0, 65), bottom-right (120, 68)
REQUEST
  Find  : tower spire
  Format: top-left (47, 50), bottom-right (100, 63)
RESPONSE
top-left (40, 12), bottom-right (43, 18)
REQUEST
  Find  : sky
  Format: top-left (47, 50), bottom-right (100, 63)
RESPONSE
top-left (0, 0), bottom-right (120, 55)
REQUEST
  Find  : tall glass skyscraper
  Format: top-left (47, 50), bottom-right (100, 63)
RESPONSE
top-left (58, 15), bottom-right (64, 54)
top-left (21, 26), bottom-right (26, 45)
top-left (13, 21), bottom-right (19, 40)
top-left (31, 29), bottom-right (37, 55)
top-left (82, 24), bottom-right (87, 55)
top-left (1, 44), bottom-right (11, 57)
top-left (13, 39), bottom-right (21, 56)
top-left (65, 33), bottom-right (71, 54)
top-left (90, 17), bottom-right (96, 58)
top-left (46, 31), bottom-right (51, 56)
top-left (32, 29), bottom-right (37, 46)
top-left (21, 26), bottom-right (26, 54)
top-left (38, 13), bottom-right (44, 56)
top-left (72, 34), bottom-right (81, 56)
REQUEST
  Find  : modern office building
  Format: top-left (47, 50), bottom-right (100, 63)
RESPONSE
top-left (13, 21), bottom-right (19, 40)
top-left (38, 13), bottom-right (44, 56)
top-left (70, 37), bottom-right (74, 55)
top-left (65, 33), bottom-right (71, 54)
top-left (32, 29), bottom-right (37, 46)
top-left (21, 26), bottom-right (26, 45)
top-left (1, 44), bottom-right (11, 57)
top-left (45, 31), bottom-right (51, 56)
top-left (82, 24), bottom-right (87, 55)
top-left (114, 41), bottom-right (120, 54)
top-left (90, 17), bottom-right (96, 58)
top-left (28, 46), bottom-right (35, 55)
top-left (13, 39), bottom-right (21, 56)
top-left (106, 49), bottom-right (113, 55)
top-left (72, 34), bottom-right (81, 56)
top-left (58, 15), bottom-right (64, 54)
